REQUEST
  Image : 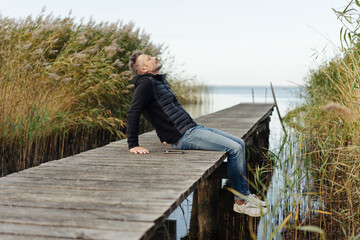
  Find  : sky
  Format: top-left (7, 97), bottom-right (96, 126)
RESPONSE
top-left (0, 0), bottom-right (347, 86)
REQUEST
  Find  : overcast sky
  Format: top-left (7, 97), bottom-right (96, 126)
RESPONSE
top-left (1, 0), bottom-right (346, 86)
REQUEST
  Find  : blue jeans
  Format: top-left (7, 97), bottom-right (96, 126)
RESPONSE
top-left (172, 125), bottom-right (250, 199)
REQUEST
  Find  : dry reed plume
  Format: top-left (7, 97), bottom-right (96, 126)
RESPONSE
top-left (0, 12), bottom-right (200, 176)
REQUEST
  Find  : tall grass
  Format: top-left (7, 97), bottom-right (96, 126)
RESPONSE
top-left (284, 30), bottom-right (360, 240)
top-left (0, 12), bottom-right (202, 176)
top-left (281, 2), bottom-right (360, 238)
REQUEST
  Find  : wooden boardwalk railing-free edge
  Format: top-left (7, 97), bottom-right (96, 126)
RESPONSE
top-left (0, 103), bottom-right (274, 240)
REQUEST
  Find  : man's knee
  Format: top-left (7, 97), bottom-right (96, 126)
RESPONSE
top-left (228, 142), bottom-right (244, 155)
top-left (239, 138), bottom-right (245, 147)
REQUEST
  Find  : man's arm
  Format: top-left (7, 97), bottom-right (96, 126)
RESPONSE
top-left (126, 78), bottom-right (152, 153)
top-left (155, 129), bottom-right (165, 143)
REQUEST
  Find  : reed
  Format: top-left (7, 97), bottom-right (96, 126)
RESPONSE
top-left (0, 12), bottom-right (202, 176)
top-left (284, 35), bottom-right (360, 240)
top-left (280, 2), bottom-right (360, 238)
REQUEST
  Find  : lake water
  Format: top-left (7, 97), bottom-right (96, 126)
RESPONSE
top-left (166, 85), bottom-right (309, 240)
top-left (184, 86), bottom-right (302, 118)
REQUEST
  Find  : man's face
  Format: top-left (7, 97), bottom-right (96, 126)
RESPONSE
top-left (137, 54), bottom-right (162, 74)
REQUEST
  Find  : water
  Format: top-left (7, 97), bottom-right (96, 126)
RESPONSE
top-left (167, 85), bottom-right (310, 240)
top-left (185, 86), bottom-right (302, 118)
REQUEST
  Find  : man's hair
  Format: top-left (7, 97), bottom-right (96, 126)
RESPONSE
top-left (129, 50), bottom-right (144, 75)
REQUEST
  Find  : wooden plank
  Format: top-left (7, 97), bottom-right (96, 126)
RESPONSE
top-left (0, 191), bottom-right (177, 205)
top-left (0, 234), bottom-right (69, 240)
top-left (0, 177), bottom-right (197, 191)
top-left (0, 200), bottom-right (169, 214)
top-left (0, 222), bottom-right (146, 240)
top-left (3, 172), bottom-right (205, 183)
top-left (18, 159), bottom-right (223, 171)
top-left (0, 205), bottom-right (159, 223)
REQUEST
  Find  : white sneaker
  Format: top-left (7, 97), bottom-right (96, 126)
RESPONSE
top-left (233, 201), bottom-right (268, 217)
top-left (247, 194), bottom-right (267, 207)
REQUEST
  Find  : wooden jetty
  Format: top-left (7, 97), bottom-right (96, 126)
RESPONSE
top-left (0, 103), bottom-right (274, 240)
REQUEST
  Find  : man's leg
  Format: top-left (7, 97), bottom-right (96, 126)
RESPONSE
top-left (173, 125), bottom-right (267, 217)
top-left (173, 125), bottom-right (250, 196)
top-left (198, 126), bottom-right (249, 200)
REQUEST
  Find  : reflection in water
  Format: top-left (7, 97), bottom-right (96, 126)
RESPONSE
top-left (258, 131), bottom-right (321, 239)
top-left (258, 86), bottom-right (322, 239)
top-left (163, 86), bottom-right (318, 240)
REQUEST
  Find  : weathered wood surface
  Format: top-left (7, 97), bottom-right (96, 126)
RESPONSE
top-left (0, 103), bottom-right (273, 240)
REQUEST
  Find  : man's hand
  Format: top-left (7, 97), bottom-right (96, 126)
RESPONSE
top-left (130, 146), bottom-right (150, 154)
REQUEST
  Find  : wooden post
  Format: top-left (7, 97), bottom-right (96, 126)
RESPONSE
top-left (150, 220), bottom-right (177, 240)
top-left (188, 189), bottom-right (199, 239)
top-left (252, 88), bottom-right (255, 103)
top-left (196, 173), bottom-right (222, 240)
top-left (270, 82), bottom-right (287, 136)
top-left (265, 88), bottom-right (267, 103)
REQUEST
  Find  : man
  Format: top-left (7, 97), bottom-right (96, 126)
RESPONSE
top-left (126, 51), bottom-right (267, 217)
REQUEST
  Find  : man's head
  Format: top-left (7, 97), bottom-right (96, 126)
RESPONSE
top-left (129, 51), bottom-right (162, 75)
